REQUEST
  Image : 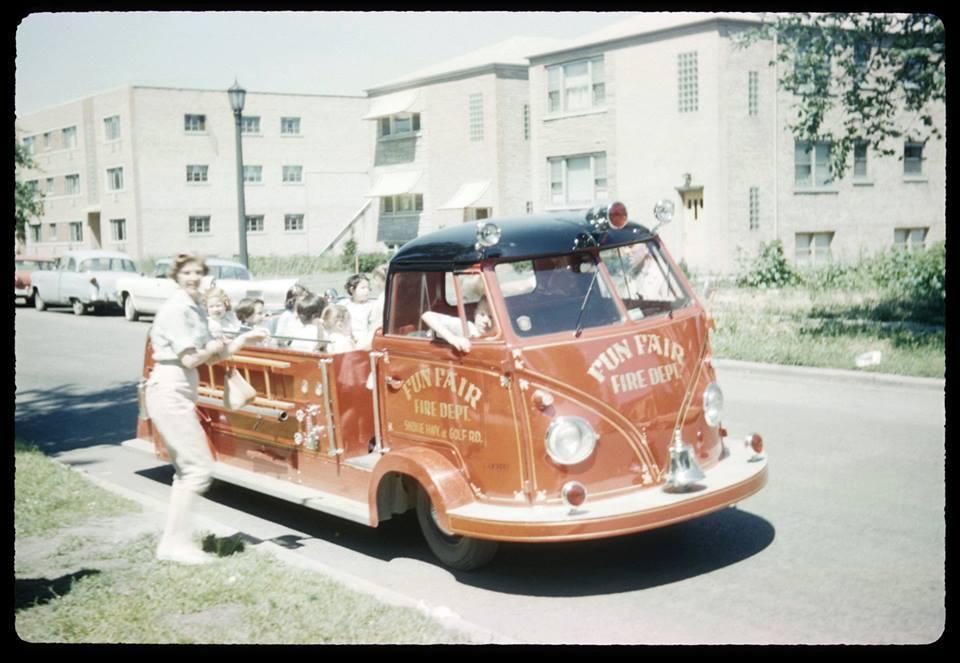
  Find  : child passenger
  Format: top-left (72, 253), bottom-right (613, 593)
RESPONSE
top-left (204, 288), bottom-right (240, 338)
top-left (321, 304), bottom-right (356, 353)
top-left (235, 297), bottom-right (267, 330)
top-left (287, 292), bottom-right (328, 352)
top-left (420, 296), bottom-right (495, 354)
top-left (343, 274), bottom-right (374, 347)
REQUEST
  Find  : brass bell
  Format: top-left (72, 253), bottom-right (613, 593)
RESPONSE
top-left (664, 430), bottom-right (705, 492)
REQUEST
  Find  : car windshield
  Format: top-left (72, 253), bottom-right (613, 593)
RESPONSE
top-left (494, 253), bottom-right (622, 337)
top-left (599, 241), bottom-right (691, 320)
top-left (212, 265), bottom-right (251, 280)
top-left (80, 258), bottom-right (137, 272)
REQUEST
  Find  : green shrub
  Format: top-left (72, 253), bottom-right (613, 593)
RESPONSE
top-left (736, 240), bottom-right (801, 288)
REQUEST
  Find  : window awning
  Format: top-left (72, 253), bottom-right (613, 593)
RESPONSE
top-left (366, 171), bottom-right (422, 198)
top-left (363, 90), bottom-right (419, 120)
top-left (437, 181), bottom-right (491, 209)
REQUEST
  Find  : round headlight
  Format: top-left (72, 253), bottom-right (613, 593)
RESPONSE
top-left (654, 199), bottom-right (675, 224)
top-left (703, 382), bottom-right (724, 427)
top-left (545, 416), bottom-right (598, 465)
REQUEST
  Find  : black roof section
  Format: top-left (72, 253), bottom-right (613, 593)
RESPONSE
top-left (389, 210), bottom-right (656, 271)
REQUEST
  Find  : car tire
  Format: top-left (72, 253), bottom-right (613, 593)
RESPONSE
top-left (124, 295), bottom-right (140, 322)
top-left (415, 485), bottom-right (498, 571)
top-left (72, 300), bottom-right (86, 316)
top-left (34, 291), bottom-right (46, 312)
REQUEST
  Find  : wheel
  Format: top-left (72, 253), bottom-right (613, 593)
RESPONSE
top-left (33, 291), bottom-right (46, 311)
top-left (124, 295), bottom-right (140, 321)
top-left (72, 300), bottom-right (86, 316)
top-left (415, 485), bottom-right (498, 571)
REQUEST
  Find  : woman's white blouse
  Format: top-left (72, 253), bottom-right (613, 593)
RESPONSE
top-left (150, 287), bottom-right (213, 363)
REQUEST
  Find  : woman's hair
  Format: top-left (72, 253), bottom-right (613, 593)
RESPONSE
top-left (204, 287), bottom-right (232, 311)
top-left (167, 252), bottom-right (209, 280)
top-left (284, 284), bottom-right (310, 311)
top-left (234, 297), bottom-right (263, 323)
top-left (295, 292), bottom-right (326, 325)
top-left (321, 303), bottom-right (351, 331)
top-left (345, 273), bottom-right (369, 296)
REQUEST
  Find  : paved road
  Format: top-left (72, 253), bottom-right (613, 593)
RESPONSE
top-left (14, 305), bottom-right (946, 644)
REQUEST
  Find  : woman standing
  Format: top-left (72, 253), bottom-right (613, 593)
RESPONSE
top-left (145, 253), bottom-right (267, 564)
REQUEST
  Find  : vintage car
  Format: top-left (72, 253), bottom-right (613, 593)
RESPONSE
top-left (116, 257), bottom-right (299, 321)
top-left (30, 250), bottom-right (138, 315)
top-left (124, 200), bottom-right (768, 570)
top-left (15, 255), bottom-right (56, 305)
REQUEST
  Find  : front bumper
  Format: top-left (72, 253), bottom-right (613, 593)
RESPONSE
top-left (445, 436), bottom-right (767, 542)
top-left (15, 287), bottom-right (31, 298)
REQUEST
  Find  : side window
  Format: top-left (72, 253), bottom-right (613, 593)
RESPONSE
top-left (62, 258), bottom-right (76, 272)
top-left (387, 271), bottom-right (496, 339)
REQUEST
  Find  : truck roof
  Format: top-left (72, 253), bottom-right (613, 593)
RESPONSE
top-left (390, 211), bottom-right (655, 272)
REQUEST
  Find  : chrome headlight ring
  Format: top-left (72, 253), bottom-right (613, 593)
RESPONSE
top-left (545, 416), bottom-right (598, 466)
top-left (703, 382), bottom-right (724, 427)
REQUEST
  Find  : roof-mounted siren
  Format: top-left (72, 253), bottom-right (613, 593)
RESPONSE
top-left (651, 199), bottom-right (675, 235)
top-left (585, 201), bottom-right (629, 231)
top-left (475, 220), bottom-right (502, 252)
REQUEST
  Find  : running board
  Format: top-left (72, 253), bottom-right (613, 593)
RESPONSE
top-left (121, 438), bottom-right (371, 525)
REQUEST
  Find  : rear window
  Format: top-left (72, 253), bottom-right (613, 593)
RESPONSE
top-left (80, 258), bottom-right (136, 272)
top-left (16, 259), bottom-right (54, 270)
top-left (213, 265), bottom-right (250, 280)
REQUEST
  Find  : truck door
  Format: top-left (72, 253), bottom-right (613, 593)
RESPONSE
top-left (376, 270), bottom-right (531, 502)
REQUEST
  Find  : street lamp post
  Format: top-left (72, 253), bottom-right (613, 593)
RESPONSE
top-left (228, 80), bottom-right (249, 268)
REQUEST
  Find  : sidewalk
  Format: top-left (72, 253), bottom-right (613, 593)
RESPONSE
top-left (715, 358), bottom-right (944, 390)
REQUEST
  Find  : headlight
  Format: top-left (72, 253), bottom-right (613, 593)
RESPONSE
top-left (703, 382), bottom-right (724, 426)
top-left (545, 416), bottom-right (598, 465)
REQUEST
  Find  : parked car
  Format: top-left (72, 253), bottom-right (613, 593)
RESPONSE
top-left (115, 257), bottom-right (299, 322)
top-left (125, 200), bottom-right (768, 570)
top-left (15, 255), bottom-right (56, 306)
top-left (30, 250), bottom-right (138, 315)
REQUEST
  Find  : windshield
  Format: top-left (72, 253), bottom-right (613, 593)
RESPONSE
top-left (212, 265), bottom-right (251, 280)
top-left (599, 241), bottom-right (691, 320)
top-left (494, 253), bottom-right (622, 337)
top-left (80, 258), bottom-right (137, 272)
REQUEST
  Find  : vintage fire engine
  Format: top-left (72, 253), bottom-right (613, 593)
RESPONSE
top-left (126, 200), bottom-right (767, 570)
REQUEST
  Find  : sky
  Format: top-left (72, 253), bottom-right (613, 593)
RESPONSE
top-left (15, 10), bottom-right (642, 116)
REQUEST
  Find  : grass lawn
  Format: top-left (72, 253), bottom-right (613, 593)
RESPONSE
top-left (706, 286), bottom-right (945, 378)
top-left (14, 441), bottom-right (470, 644)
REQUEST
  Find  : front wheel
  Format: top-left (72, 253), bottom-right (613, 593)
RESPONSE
top-left (72, 300), bottom-right (86, 316)
top-left (124, 295), bottom-right (140, 321)
top-left (34, 291), bottom-right (47, 311)
top-left (415, 486), bottom-right (498, 571)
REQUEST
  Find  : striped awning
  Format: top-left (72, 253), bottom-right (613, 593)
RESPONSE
top-left (438, 181), bottom-right (491, 210)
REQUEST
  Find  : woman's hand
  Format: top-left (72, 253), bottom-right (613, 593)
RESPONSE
top-left (243, 328), bottom-right (269, 343)
top-left (204, 339), bottom-right (225, 356)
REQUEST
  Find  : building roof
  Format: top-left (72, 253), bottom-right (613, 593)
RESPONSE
top-left (389, 210), bottom-right (655, 271)
top-left (526, 11), bottom-right (764, 60)
top-left (366, 35), bottom-right (567, 94)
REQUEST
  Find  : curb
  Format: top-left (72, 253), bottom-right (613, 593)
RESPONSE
top-left (714, 358), bottom-right (944, 390)
top-left (60, 454), bottom-right (513, 645)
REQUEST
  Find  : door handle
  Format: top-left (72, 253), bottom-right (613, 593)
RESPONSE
top-left (385, 376), bottom-right (404, 390)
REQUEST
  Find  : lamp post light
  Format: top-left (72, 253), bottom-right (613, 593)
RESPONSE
top-left (228, 80), bottom-right (249, 268)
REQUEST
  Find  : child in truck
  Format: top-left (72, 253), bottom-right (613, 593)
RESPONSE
top-left (204, 287), bottom-right (240, 338)
top-left (420, 296), bottom-right (495, 354)
top-left (320, 303), bottom-right (356, 353)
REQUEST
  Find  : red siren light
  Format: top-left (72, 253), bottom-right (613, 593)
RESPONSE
top-left (608, 202), bottom-right (628, 229)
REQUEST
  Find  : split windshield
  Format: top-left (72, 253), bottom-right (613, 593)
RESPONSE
top-left (494, 243), bottom-right (691, 337)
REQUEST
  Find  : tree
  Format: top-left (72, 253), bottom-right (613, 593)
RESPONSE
top-left (736, 12), bottom-right (945, 179)
top-left (15, 139), bottom-right (44, 243)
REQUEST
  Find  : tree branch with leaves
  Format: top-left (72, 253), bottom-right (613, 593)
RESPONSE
top-left (736, 12), bottom-right (945, 179)
top-left (15, 139), bottom-right (44, 244)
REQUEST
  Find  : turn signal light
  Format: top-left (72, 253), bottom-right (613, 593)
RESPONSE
top-left (746, 433), bottom-right (763, 454)
top-left (561, 481), bottom-right (587, 509)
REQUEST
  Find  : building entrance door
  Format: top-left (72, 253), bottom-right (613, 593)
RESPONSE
top-left (88, 212), bottom-right (102, 248)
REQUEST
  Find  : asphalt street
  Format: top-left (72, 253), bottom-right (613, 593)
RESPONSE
top-left (14, 304), bottom-right (946, 644)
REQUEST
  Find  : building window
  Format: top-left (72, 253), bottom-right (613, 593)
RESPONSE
top-left (22, 136), bottom-right (36, 155)
top-left (853, 140), bottom-right (869, 179)
top-left (29, 225), bottom-right (41, 243)
top-left (65, 174), bottom-right (80, 195)
top-left (795, 232), bottom-right (834, 266)
top-left (188, 215), bottom-right (211, 234)
top-left (69, 222), bottom-right (83, 242)
top-left (678, 51), bottom-right (699, 113)
top-left (904, 141), bottom-right (924, 175)
top-left (104, 115), bottom-right (121, 140)
top-left (284, 214), bottom-right (305, 232)
top-left (547, 56), bottom-right (605, 114)
top-left (468, 94), bottom-right (484, 141)
top-left (381, 193), bottom-right (423, 215)
top-left (48, 223), bottom-right (58, 240)
top-left (241, 116), bottom-right (261, 134)
top-left (748, 71), bottom-right (759, 116)
top-left (186, 165), bottom-right (209, 183)
top-left (794, 141), bottom-right (833, 188)
top-left (281, 117), bottom-right (301, 135)
top-left (106, 167), bottom-right (124, 191)
top-left (46, 177), bottom-right (56, 193)
top-left (245, 215), bottom-right (265, 233)
top-left (525, 201), bottom-right (533, 214)
top-left (110, 218), bottom-right (127, 242)
top-left (62, 126), bottom-right (78, 149)
top-left (549, 153), bottom-right (607, 206)
top-left (184, 114), bottom-right (206, 133)
top-left (243, 165), bottom-right (263, 183)
top-left (894, 227), bottom-right (928, 250)
top-left (523, 104), bottom-right (530, 140)
top-left (464, 208), bottom-right (492, 222)
top-left (282, 165), bottom-right (303, 183)
top-left (749, 187), bottom-right (760, 230)
top-left (43, 132), bottom-right (52, 150)
top-left (378, 113), bottom-right (420, 138)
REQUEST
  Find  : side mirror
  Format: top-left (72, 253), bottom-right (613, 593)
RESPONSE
top-left (651, 199), bottom-right (675, 235)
